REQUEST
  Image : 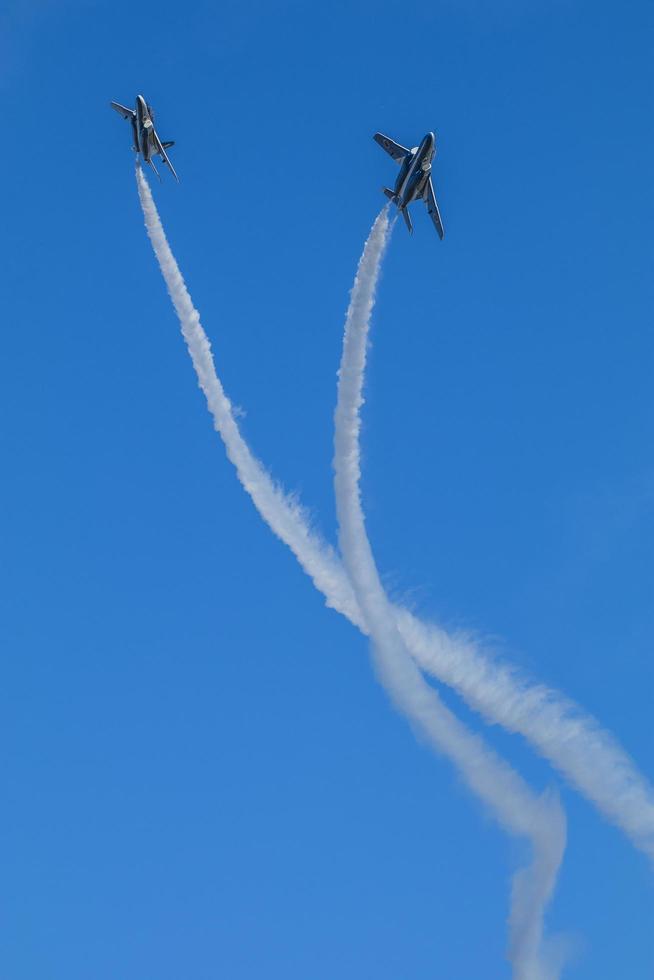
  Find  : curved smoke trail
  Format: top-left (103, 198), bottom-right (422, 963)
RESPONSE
top-left (332, 207), bottom-right (565, 978)
top-left (135, 166), bottom-right (654, 867)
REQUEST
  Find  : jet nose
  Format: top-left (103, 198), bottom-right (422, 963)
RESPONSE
top-left (419, 132), bottom-right (435, 156)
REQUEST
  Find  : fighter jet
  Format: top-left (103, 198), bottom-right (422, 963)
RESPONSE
top-left (110, 95), bottom-right (179, 182)
top-left (373, 131), bottom-right (444, 238)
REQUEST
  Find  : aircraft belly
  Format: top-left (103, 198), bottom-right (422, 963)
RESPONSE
top-left (142, 128), bottom-right (155, 159)
top-left (405, 176), bottom-right (421, 204)
top-left (398, 156), bottom-right (421, 203)
top-left (412, 174), bottom-right (428, 202)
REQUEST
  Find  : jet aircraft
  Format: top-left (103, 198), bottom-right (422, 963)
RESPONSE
top-left (111, 95), bottom-right (179, 182)
top-left (373, 131), bottom-right (444, 238)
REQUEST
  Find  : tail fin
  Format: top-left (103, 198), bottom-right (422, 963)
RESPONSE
top-left (148, 158), bottom-right (162, 182)
top-left (402, 207), bottom-right (413, 234)
top-left (382, 187), bottom-right (396, 201)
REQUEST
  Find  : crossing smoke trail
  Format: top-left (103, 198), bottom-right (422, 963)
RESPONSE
top-left (332, 208), bottom-right (566, 978)
top-left (135, 167), bottom-right (566, 975)
top-left (135, 166), bottom-right (654, 864)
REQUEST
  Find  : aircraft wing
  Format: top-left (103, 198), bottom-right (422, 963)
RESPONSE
top-left (424, 176), bottom-right (444, 239)
top-left (154, 132), bottom-right (179, 182)
top-left (373, 132), bottom-right (410, 162)
top-left (110, 101), bottom-right (135, 119)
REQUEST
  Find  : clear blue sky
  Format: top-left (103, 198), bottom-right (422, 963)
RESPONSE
top-left (1, 0), bottom-right (652, 976)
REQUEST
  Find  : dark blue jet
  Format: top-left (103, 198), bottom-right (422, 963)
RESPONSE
top-left (111, 95), bottom-right (179, 182)
top-left (373, 131), bottom-right (444, 238)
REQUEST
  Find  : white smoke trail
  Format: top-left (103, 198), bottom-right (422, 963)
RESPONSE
top-left (136, 166), bottom-right (565, 972)
top-left (332, 208), bottom-right (565, 978)
top-left (135, 166), bottom-right (654, 864)
top-left (393, 614), bottom-right (654, 862)
top-left (134, 165), bottom-right (350, 607)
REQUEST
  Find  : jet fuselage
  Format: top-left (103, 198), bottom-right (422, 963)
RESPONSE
top-left (394, 132), bottom-right (435, 210)
top-left (134, 95), bottom-right (156, 161)
top-left (373, 128), bottom-right (443, 237)
top-left (111, 94), bottom-right (179, 181)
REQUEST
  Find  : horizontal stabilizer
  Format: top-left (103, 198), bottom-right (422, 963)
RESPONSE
top-left (382, 187), bottom-right (396, 201)
top-left (162, 140), bottom-right (175, 149)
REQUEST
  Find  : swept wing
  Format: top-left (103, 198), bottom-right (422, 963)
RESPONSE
top-left (373, 132), bottom-right (410, 162)
top-left (424, 176), bottom-right (444, 239)
top-left (154, 132), bottom-right (179, 182)
top-left (110, 101), bottom-right (135, 120)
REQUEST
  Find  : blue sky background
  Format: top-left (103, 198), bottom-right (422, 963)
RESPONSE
top-left (0, 0), bottom-right (652, 976)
